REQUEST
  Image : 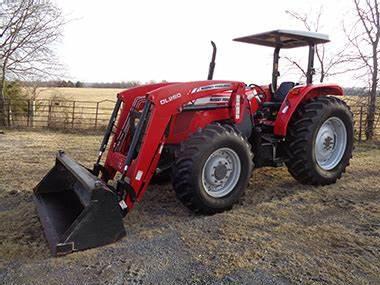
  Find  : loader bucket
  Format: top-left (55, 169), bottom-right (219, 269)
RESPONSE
top-left (33, 151), bottom-right (126, 256)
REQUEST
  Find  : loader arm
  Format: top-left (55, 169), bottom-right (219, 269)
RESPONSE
top-left (104, 81), bottom-right (246, 211)
top-left (97, 83), bottom-right (179, 180)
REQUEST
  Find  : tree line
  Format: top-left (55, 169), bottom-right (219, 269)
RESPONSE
top-left (22, 80), bottom-right (149, 89)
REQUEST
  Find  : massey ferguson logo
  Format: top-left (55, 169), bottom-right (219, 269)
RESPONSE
top-left (160, 93), bottom-right (182, 105)
top-left (191, 83), bottom-right (232, 94)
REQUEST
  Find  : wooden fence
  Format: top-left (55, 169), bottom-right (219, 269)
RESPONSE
top-left (2, 97), bottom-right (380, 141)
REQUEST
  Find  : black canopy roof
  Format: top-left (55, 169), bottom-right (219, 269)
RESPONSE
top-left (233, 30), bottom-right (330, 48)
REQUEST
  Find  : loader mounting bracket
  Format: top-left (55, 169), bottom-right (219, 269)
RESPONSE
top-left (116, 179), bottom-right (137, 203)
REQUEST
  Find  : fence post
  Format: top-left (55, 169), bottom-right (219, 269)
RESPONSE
top-left (71, 101), bottom-right (76, 129)
top-left (95, 102), bottom-right (99, 129)
top-left (47, 101), bottom-right (52, 128)
top-left (358, 106), bottom-right (363, 143)
top-left (7, 100), bottom-right (11, 127)
top-left (31, 100), bottom-right (35, 128)
top-left (374, 107), bottom-right (380, 131)
top-left (27, 100), bottom-right (31, 127)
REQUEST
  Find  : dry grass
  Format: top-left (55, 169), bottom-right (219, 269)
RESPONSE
top-left (178, 155), bottom-right (380, 284)
top-left (36, 87), bottom-right (123, 102)
top-left (0, 130), bottom-right (379, 284)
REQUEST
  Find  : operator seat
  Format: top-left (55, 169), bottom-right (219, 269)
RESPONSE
top-left (272, 81), bottom-right (295, 102)
top-left (262, 81), bottom-right (295, 111)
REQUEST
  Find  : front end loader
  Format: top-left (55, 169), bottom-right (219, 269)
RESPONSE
top-left (34, 30), bottom-right (354, 255)
top-left (33, 152), bottom-right (125, 255)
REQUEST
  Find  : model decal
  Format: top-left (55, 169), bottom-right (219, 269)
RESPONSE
top-left (160, 93), bottom-right (182, 105)
top-left (191, 83), bottom-right (233, 94)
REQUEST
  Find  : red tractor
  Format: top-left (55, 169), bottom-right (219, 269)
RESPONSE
top-left (34, 30), bottom-right (354, 255)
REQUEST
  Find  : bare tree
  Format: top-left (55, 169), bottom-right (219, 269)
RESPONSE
top-left (346, 0), bottom-right (380, 140)
top-left (0, 0), bottom-right (65, 126)
top-left (285, 8), bottom-right (351, 83)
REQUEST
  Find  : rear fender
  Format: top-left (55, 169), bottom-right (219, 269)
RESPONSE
top-left (273, 84), bottom-right (344, 137)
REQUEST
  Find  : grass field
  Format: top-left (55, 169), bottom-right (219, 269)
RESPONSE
top-left (0, 130), bottom-right (379, 284)
top-left (37, 87), bottom-right (124, 102)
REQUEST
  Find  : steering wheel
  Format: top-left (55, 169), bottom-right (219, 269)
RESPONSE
top-left (248, 84), bottom-right (267, 101)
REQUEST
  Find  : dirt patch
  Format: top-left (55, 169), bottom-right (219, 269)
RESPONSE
top-left (0, 130), bottom-right (379, 284)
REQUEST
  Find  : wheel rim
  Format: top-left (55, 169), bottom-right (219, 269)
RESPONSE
top-left (315, 117), bottom-right (347, 171)
top-left (201, 147), bottom-right (241, 198)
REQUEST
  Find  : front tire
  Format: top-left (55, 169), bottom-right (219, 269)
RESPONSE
top-left (172, 123), bottom-right (253, 214)
top-left (286, 96), bottom-right (353, 185)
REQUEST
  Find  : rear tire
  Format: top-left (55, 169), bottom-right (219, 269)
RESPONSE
top-left (285, 96), bottom-right (353, 185)
top-left (172, 123), bottom-right (253, 214)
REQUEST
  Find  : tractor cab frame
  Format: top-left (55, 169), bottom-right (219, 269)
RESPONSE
top-left (233, 29), bottom-right (330, 91)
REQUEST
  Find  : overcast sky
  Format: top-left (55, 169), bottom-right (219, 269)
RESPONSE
top-left (57, 0), bottom-right (353, 85)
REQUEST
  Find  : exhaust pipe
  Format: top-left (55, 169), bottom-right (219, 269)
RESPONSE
top-left (207, 41), bottom-right (217, 80)
top-left (33, 151), bottom-right (126, 256)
